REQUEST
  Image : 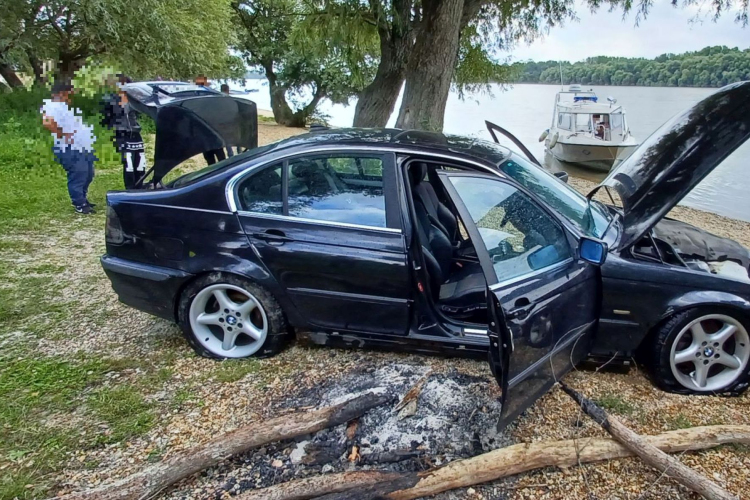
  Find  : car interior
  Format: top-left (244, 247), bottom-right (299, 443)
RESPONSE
top-left (406, 161), bottom-right (490, 324)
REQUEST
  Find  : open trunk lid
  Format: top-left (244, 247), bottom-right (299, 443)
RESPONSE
top-left (124, 82), bottom-right (258, 184)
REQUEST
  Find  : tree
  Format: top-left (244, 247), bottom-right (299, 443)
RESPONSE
top-left (233, 0), bottom-right (378, 127)
top-left (352, 0), bottom-right (414, 127)
top-left (0, 0), bottom-right (238, 85)
top-left (394, 0), bottom-right (575, 130)
top-left (507, 46), bottom-right (750, 88)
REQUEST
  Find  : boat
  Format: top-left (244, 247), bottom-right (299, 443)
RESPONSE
top-left (541, 85), bottom-right (639, 171)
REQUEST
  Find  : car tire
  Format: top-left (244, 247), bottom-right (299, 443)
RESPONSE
top-left (649, 307), bottom-right (750, 396)
top-left (177, 273), bottom-right (288, 359)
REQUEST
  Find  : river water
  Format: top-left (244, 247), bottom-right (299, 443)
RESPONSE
top-left (240, 81), bottom-right (749, 223)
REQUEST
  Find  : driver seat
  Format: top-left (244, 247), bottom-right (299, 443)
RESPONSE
top-left (414, 195), bottom-right (486, 318)
top-left (409, 162), bottom-right (459, 244)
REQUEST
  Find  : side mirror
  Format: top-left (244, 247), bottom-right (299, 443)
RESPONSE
top-left (553, 171), bottom-right (569, 183)
top-left (579, 237), bottom-right (608, 266)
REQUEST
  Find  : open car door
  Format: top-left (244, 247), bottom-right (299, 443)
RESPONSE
top-left (485, 120), bottom-right (542, 167)
top-left (437, 170), bottom-right (601, 429)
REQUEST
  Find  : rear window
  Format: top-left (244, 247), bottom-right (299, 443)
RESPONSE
top-left (169, 144), bottom-right (276, 188)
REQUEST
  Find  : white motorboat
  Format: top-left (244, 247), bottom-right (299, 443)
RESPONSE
top-left (541, 85), bottom-right (639, 171)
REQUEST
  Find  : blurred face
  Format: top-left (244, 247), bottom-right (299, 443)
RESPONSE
top-left (195, 76), bottom-right (208, 86)
top-left (53, 90), bottom-right (72, 103)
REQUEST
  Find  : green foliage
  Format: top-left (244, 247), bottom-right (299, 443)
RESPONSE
top-left (0, 87), bottom-right (123, 235)
top-left (510, 46), bottom-right (750, 87)
top-left (233, 0), bottom-right (378, 123)
top-left (1, 0), bottom-right (239, 81)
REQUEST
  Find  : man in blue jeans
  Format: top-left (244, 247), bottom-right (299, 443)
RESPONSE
top-left (41, 82), bottom-right (97, 214)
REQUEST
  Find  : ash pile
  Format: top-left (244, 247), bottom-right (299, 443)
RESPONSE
top-left (180, 361), bottom-right (510, 499)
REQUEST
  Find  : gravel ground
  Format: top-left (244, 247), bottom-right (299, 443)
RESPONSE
top-left (9, 125), bottom-right (748, 499)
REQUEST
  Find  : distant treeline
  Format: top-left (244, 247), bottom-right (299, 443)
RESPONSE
top-left (510, 46), bottom-right (750, 87)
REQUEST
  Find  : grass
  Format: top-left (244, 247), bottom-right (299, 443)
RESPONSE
top-left (0, 87), bottom-right (263, 498)
top-left (592, 393), bottom-right (636, 416)
top-left (0, 89), bottom-right (123, 236)
top-left (0, 93), bottom-right (172, 495)
top-left (88, 387), bottom-right (155, 444)
top-left (667, 413), bottom-right (693, 430)
top-left (0, 355), bottom-right (112, 499)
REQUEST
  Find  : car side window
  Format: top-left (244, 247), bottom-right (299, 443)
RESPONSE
top-left (287, 155), bottom-right (386, 228)
top-left (237, 164), bottom-right (283, 214)
top-left (447, 176), bottom-right (571, 281)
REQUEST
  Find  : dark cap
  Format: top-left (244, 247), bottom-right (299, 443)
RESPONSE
top-left (51, 81), bottom-right (73, 94)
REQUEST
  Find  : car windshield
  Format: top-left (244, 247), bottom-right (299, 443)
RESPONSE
top-left (499, 155), bottom-right (611, 238)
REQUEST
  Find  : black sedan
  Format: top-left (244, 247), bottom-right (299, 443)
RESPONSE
top-left (102, 82), bottom-right (750, 429)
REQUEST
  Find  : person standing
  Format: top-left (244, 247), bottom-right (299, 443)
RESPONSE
top-left (41, 82), bottom-right (97, 214)
top-left (221, 83), bottom-right (236, 158)
top-left (195, 75), bottom-right (226, 165)
top-left (102, 75), bottom-right (146, 189)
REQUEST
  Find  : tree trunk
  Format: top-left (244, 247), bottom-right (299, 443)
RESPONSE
top-left (58, 393), bottom-right (392, 500)
top-left (560, 382), bottom-right (738, 500)
top-left (394, 0), bottom-right (464, 131)
top-left (265, 65), bottom-right (308, 128)
top-left (239, 425), bottom-right (750, 500)
top-left (26, 49), bottom-right (45, 86)
top-left (352, 42), bottom-right (406, 127)
top-left (353, 1), bottom-right (413, 127)
top-left (0, 62), bottom-right (24, 88)
top-left (55, 53), bottom-right (85, 83)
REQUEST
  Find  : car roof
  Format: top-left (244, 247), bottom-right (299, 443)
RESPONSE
top-left (253, 128), bottom-right (512, 165)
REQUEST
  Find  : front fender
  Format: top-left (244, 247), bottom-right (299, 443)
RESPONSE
top-left (663, 290), bottom-right (750, 324)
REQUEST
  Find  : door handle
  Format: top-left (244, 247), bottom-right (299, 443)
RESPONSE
top-left (253, 230), bottom-right (291, 244)
top-left (507, 298), bottom-right (533, 320)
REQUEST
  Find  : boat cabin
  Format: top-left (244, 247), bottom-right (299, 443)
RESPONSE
top-left (553, 86), bottom-right (630, 143)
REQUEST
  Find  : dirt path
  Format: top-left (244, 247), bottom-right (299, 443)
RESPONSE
top-left (3, 125), bottom-right (748, 500)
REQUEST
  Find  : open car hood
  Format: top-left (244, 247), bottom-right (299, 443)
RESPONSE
top-left (594, 81), bottom-right (750, 250)
top-left (124, 82), bottom-right (258, 183)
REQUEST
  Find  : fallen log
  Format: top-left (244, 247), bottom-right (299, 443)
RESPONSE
top-left (56, 392), bottom-right (392, 500)
top-left (237, 425), bottom-right (750, 500)
top-left (238, 471), bottom-right (405, 500)
top-left (560, 382), bottom-right (738, 500)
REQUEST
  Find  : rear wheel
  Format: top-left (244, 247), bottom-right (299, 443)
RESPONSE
top-left (178, 274), bottom-right (288, 359)
top-left (651, 308), bottom-right (750, 396)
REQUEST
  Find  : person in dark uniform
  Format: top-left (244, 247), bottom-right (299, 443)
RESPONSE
top-left (102, 75), bottom-right (147, 188)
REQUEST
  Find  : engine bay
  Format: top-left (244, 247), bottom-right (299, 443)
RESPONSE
top-left (632, 217), bottom-right (750, 283)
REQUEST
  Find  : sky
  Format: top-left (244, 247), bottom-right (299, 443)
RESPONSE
top-left (507, 1), bottom-right (749, 62)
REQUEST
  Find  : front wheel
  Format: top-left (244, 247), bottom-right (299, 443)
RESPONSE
top-left (178, 273), bottom-right (288, 359)
top-left (650, 308), bottom-right (750, 396)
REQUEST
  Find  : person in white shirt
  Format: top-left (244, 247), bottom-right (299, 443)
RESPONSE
top-left (40, 82), bottom-right (97, 214)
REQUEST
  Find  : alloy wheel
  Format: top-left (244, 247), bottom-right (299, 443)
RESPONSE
top-left (669, 314), bottom-right (750, 392)
top-left (189, 284), bottom-right (268, 358)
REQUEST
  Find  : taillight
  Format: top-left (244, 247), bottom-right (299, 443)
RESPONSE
top-left (105, 206), bottom-right (124, 244)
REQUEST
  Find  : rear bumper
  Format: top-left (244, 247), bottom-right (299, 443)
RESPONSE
top-left (101, 255), bottom-right (192, 321)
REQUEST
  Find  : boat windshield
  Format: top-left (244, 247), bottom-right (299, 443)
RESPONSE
top-left (499, 155), bottom-right (611, 238)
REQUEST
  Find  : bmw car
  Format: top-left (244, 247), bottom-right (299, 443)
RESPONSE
top-left (102, 81), bottom-right (750, 428)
